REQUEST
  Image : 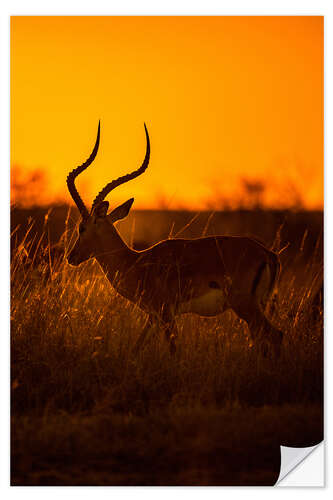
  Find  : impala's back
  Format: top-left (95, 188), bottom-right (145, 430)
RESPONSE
top-left (128, 235), bottom-right (280, 319)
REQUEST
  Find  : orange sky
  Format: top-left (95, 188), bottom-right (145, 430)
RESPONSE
top-left (11, 16), bottom-right (323, 210)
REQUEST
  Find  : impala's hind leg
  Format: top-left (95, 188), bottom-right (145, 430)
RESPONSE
top-left (230, 293), bottom-right (283, 357)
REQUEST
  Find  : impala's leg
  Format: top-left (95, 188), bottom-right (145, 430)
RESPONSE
top-left (161, 309), bottom-right (178, 355)
top-left (133, 314), bottom-right (155, 353)
top-left (229, 293), bottom-right (283, 357)
top-left (164, 321), bottom-right (178, 355)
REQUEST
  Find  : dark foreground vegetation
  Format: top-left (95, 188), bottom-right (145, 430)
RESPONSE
top-left (11, 207), bottom-right (323, 485)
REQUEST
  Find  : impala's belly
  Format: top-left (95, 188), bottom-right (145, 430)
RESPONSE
top-left (178, 289), bottom-right (227, 317)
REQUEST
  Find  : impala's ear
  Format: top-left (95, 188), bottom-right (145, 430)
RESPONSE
top-left (108, 198), bottom-right (134, 223)
top-left (93, 201), bottom-right (109, 218)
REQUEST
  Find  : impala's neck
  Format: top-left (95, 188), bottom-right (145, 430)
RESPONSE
top-left (94, 222), bottom-right (137, 283)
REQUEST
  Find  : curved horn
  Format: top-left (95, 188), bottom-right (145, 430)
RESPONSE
top-left (66, 121), bottom-right (100, 219)
top-left (91, 123), bottom-right (150, 211)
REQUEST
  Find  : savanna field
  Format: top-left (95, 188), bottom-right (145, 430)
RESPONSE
top-left (11, 207), bottom-right (323, 486)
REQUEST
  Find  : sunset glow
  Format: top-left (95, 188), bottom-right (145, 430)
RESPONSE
top-left (11, 16), bottom-right (323, 210)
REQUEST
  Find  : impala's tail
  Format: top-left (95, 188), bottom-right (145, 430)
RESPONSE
top-left (251, 252), bottom-right (281, 308)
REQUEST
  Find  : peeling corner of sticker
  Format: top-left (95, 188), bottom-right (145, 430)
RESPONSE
top-left (276, 442), bottom-right (324, 486)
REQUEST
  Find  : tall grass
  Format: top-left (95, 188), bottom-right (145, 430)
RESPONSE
top-left (10, 212), bottom-right (323, 485)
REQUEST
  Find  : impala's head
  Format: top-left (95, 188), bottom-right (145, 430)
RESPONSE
top-left (66, 122), bottom-right (150, 266)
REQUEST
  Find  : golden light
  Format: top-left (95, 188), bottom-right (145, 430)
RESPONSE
top-left (11, 16), bottom-right (323, 210)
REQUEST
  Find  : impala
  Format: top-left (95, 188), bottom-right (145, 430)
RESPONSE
top-left (67, 122), bottom-right (283, 356)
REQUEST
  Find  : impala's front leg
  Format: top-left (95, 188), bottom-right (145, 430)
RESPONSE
top-left (164, 322), bottom-right (178, 355)
top-left (162, 309), bottom-right (178, 355)
top-left (133, 309), bottom-right (178, 354)
top-left (133, 314), bottom-right (155, 353)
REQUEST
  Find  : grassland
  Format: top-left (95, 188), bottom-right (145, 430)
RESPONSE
top-left (11, 207), bottom-right (323, 485)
